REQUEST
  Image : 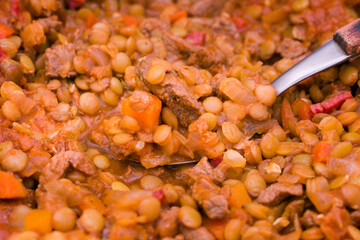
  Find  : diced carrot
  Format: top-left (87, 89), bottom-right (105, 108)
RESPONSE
top-left (85, 12), bottom-right (97, 28)
top-left (298, 101), bottom-right (311, 120)
top-left (0, 24), bottom-right (14, 39)
top-left (292, 98), bottom-right (311, 120)
top-left (123, 15), bottom-right (138, 27)
top-left (312, 141), bottom-right (331, 163)
top-left (228, 182), bottom-right (251, 208)
top-left (281, 97), bottom-right (297, 134)
top-left (0, 171), bottom-right (27, 199)
top-left (170, 10), bottom-right (187, 23)
top-left (79, 194), bottom-right (106, 214)
top-left (203, 218), bottom-right (227, 240)
top-left (24, 209), bottom-right (52, 235)
top-left (122, 92), bottom-right (162, 133)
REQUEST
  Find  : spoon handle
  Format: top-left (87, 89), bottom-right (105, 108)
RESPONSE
top-left (334, 18), bottom-right (360, 56)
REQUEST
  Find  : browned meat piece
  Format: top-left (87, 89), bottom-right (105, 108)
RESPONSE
top-left (180, 226), bottom-right (215, 240)
top-left (191, 176), bottom-right (229, 219)
top-left (256, 182), bottom-right (303, 206)
top-left (37, 16), bottom-right (61, 33)
top-left (242, 118), bottom-right (278, 139)
top-left (39, 151), bottom-right (95, 184)
top-left (351, 210), bottom-right (360, 227)
top-left (36, 190), bottom-right (67, 213)
top-left (45, 44), bottom-right (76, 78)
top-left (186, 157), bottom-right (213, 181)
top-left (301, 210), bottom-right (320, 228)
top-left (137, 57), bottom-right (204, 127)
top-left (276, 38), bottom-right (307, 59)
top-left (190, 0), bottom-right (226, 17)
top-left (320, 206), bottom-right (351, 240)
top-left (156, 207), bottom-right (180, 238)
top-left (163, 32), bottom-right (227, 70)
top-left (139, 18), bottom-right (226, 70)
top-left (139, 18), bottom-right (170, 37)
top-left (186, 157), bottom-right (229, 183)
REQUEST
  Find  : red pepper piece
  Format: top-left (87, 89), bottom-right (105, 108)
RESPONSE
top-left (232, 17), bottom-right (248, 32)
top-left (152, 189), bottom-right (164, 202)
top-left (11, 0), bottom-right (22, 17)
top-left (67, 0), bottom-right (85, 9)
top-left (320, 92), bottom-right (352, 113)
top-left (186, 32), bottom-right (206, 46)
top-left (309, 103), bottom-right (323, 117)
top-left (210, 156), bottom-right (223, 168)
top-left (309, 92), bottom-right (353, 118)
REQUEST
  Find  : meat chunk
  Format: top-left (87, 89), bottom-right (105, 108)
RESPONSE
top-left (186, 157), bottom-right (229, 183)
top-left (45, 44), bottom-right (76, 78)
top-left (256, 182), bottom-right (303, 206)
top-left (276, 38), bottom-right (307, 59)
top-left (190, 0), bottom-right (226, 17)
top-left (139, 18), bottom-right (170, 37)
top-left (351, 210), bottom-right (360, 227)
top-left (139, 18), bottom-right (226, 70)
top-left (191, 176), bottom-right (229, 219)
top-left (156, 207), bottom-right (180, 238)
top-left (36, 190), bottom-right (67, 213)
top-left (180, 226), bottom-right (215, 240)
top-left (163, 32), bottom-right (227, 71)
top-left (37, 16), bottom-right (61, 33)
top-left (39, 151), bottom-right (95, 184)
top-left (320, 206), bottom-right (351, 240)
top-left (137, 57), bottom-right (204, 127)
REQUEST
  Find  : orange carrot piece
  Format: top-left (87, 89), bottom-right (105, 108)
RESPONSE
top-left (24, 209), bottom-right (52, 235)
top-left (281, 97), bottom-right (298, 134)
top-left (0, 24), bottom-right (14, 39)
top-left (312, 141), bottom-right (331, 163)
top-left (123, 15), bottom-right (138, 27)
top-left (228, 182), bottom-right (251, 208)
top-left (0, 171), bottom-right (27, 199)
top-left (170, 10), bottom-right (187, 23)
top-left (203, 218), bottom-right (227, 240)
top-left (122, 92), bottom-right (162, 132)
top-left (85, 12), bottom-right (97, 28)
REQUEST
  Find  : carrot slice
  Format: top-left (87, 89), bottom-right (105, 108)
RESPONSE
top-left (85, 12), bottom-right (97, 28)
top-left (281, 97), bottom-right (297, 134)
top-left (312, 141), bottom-right (331, 163)
top-left (0, 24), bottom-right (14, 39)
top-left (24, 209), bottom-right (52, 235)
top-left (0, 171), bottom-right (27, 199)
top-left (170, 10), bottom-right (187, 23)
top-left (122, 92), bottom-right (162, 132)
top-left (123, 15), bottom-right (138, 27)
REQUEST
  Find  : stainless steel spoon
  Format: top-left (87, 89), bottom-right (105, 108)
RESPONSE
top-left (272, 18), bottom-right (360, 95)
top-left (139, 19), bottom-right (360, 166)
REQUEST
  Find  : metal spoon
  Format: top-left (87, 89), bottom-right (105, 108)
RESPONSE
top-left (272, 18), bottom-right (360, 95)
top-left (135, 19), bottom-right (360, 166)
